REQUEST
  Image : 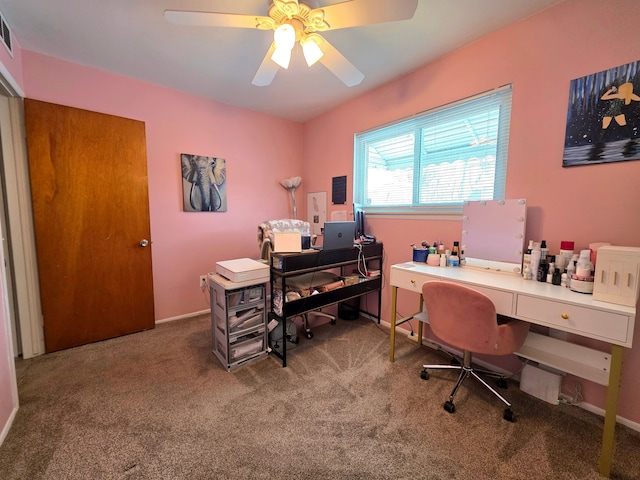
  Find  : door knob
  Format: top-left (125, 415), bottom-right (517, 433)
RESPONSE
top-left (140, 239), bottom-right (149, 247)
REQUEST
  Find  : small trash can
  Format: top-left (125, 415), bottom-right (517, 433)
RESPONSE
top-left (338, 297), bottom-right (360, 320)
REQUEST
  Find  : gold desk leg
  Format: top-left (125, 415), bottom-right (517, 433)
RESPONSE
top-left (417, 295), bottom-right (424, 346)
top-left (599, 344), bottom-right (624, 478)
top-left (390, 286), bottom-right (398, 362)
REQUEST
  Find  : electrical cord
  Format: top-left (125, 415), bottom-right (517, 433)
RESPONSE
top-left (559, 382), bottom-right (583, 406)
top-left (355, 242), bottom-right (369, 277)
top-left (202, 282), bottom-right (210, 306)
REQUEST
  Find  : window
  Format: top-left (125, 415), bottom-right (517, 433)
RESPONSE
top-left (354, 85), bottom-right (512, 217)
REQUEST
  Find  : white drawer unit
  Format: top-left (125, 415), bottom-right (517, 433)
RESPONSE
top-left (209, 273), bottom-right (268, 371)
top-left (593, 246), bottom-right (640, 307)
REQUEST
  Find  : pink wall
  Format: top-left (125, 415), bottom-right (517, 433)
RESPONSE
top-left (21, 52), bottom-right (304, 321)
top-left (303, 0), bottom-right (640, 423)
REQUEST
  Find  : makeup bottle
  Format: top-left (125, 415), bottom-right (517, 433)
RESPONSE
top-left (522, 240), bottom-right (533, 278)
top-left (546, 258), bottom-right (555, 283)
top-left (566, 260), bottom-right (576, 288)
top-left (540, 240), bottom-right (549, 262)
top-left (450, 242), bottom-right (460, 266)
top-left (576, 250), bottom-right (593, 277)
top-left (537, 256), bottom-right (548, 282)
top-left (530, 247), bottom-right (542, 280)
top-left (558, 241), bottom-right (574, 272)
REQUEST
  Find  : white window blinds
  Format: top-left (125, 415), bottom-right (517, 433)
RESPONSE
top-left (354, 85), bottom-right (512, 216)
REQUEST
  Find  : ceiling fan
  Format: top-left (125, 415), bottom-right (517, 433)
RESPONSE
top-left (164, 0), bottom-right (418, 87)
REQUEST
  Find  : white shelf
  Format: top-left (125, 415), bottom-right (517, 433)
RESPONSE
top-left (516, 332), bottom-right (611, 386)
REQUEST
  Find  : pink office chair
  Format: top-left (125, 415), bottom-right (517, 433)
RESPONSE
top-left (420, 281), bottom-right (530, 422)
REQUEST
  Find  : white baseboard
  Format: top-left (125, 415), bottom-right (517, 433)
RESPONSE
top-left (383, 319), bottom-right (640, 433)
top-left (0, 405), bottom-right (18, 447)
top-left (156, 309), bottom-right (210, 324)
top-left (567, 397), bottom-right (640, 433)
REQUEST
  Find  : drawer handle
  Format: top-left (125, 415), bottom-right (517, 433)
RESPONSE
top-left (411, 279), bottom-right (416, 284)
top-left (561, 313), bottom-right (569, 320)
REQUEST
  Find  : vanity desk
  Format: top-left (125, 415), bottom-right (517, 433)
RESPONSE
top-left (389, 261), bottom-right (635, 478)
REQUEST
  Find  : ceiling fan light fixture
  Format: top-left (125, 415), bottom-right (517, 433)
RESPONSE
top-left (273, 23), bottom-right (296, 51)
top-left (272, 23), bottom-right (296, 69)
top-left (165, 0), bottom-right (420, 87)
top-left (302, 35), bottom-right (324, 67)
top-left (271, 46), bottom-right (292, 69)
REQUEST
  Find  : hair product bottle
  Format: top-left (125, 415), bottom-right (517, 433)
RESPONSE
top-left (522, 240), bottom-right (534, 278)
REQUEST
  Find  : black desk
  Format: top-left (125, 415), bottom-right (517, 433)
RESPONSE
top-left (269, 242), bottom-right (383, 367)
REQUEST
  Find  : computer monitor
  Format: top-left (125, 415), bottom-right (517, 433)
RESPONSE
top-left (353, 203), bottom-right (375, 243)
top-left (353, 203), bottom-right (365, 239)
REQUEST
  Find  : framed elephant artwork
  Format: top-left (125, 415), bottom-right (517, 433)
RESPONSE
top-left (181, 153), bottom-right (227, 212)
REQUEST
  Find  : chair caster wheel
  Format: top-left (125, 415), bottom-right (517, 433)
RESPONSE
top-left (497, 378), bottom-right (508, 389)
top-left (330, 319), bottom-right (336, 325)
top-left (444, 401), bottom-right (456, 413)
top-left (503, 408), bottom-right (515, 422)
top-left (288, 337), bottom-right (299, 344)
top-left (420, 369), bottom-right (429, 380)
top-left (305, 331), bottom-right (314, 339)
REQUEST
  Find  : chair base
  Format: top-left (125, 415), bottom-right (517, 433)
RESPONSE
top-left (300, 311), bottom-right (336, 339)
top-left (422, 350), bottom-right (516, 422)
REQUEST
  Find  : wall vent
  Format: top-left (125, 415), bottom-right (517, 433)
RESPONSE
top-left (0, 10), bottom-right (13, 57)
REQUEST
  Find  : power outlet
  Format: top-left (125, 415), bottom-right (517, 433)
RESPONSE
top-left (199, 275), bottom-right (207, 288)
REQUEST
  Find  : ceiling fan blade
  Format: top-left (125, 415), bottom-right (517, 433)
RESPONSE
top-left (317, 37), bottom-right (364, 87)
top-left (163, 10), bottom-right (265, 29)
top-left (321, 0), bottom-right (418, 30)
top-left (252, 43), bottom-right (280, 87)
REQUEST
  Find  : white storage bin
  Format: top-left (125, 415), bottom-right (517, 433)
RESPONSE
top-left (593, 246), bottom-right (640, 307)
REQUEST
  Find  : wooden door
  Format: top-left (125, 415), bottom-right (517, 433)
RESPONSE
top-left (24, 99), bottom-right (154, 352)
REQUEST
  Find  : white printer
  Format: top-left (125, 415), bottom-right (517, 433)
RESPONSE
top-left (215, 258), bottom-right (269, 284)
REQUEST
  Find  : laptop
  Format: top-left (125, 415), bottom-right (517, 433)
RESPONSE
top-left (313, 221), bottom-right (356, 251)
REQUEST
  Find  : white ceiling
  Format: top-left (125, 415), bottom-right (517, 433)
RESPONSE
top-left (0, 0), bottom-right (562, 122)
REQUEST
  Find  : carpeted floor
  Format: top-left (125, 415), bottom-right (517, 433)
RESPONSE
top-left (1, 314), bottom-right (639, 479)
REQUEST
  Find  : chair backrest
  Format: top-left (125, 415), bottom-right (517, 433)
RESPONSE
top-left (421, 281), bottom-right (529, 355)
top-left (257, 219), bottom-right (312, 260)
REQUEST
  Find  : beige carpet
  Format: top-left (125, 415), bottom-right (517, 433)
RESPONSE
top-left (1, 314), bottom-right (639, 479)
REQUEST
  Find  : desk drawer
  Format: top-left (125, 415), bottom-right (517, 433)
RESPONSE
top-left (390, 268), bottom-right (438, 293)
top-left (460, 284), bottom-right (515, 316)
top-left (391, 267), bottom-right (515, 315)
top-left (516, 295), bottom-right (631, 344)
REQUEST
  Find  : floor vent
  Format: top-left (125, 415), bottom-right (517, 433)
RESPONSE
top-left (0, 10), bottom-right (13, 57)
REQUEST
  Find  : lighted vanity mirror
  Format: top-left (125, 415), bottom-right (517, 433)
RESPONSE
top-left (461, 199), bottom-right (527, 274)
